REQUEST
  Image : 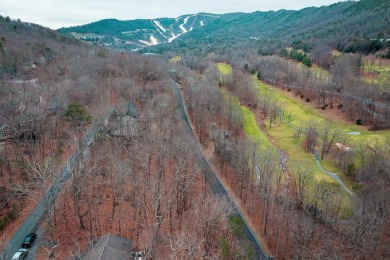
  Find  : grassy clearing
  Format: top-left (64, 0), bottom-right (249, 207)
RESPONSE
top-left (221, 90), bottom-right (274, 149)
top-left (216, 62), bottom-right (359, 216)
top-left (331, 50), bottom-right (343, 57)
top-left (217, 62), bottom-right (233, 76)
top-left (241, 107), bottom-right (276, 151)
top-left (168, 55), bottom-right (182, 63)
top-left (217, 62), bottom-right (233, 85)
top-left (256, 79), bottom-right (390, 146)
top-left (297, 62), bottom-right (330, 77)
top-left (255, 78), bottom-right (390, 181)
top-left (228, 214), bottom-right (245, 237)
top-left (362, 58), bottom-right (390, 87)
top-left (329, 53), bottom-right (390, 88)
top-left (218, 62), bottom-right (276, 151)
top-left (254, 79), bottom-right (388, 214)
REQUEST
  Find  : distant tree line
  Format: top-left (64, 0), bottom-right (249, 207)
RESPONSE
top-left (338, 36), bottom-right (390, 55)
top-left (279, 48), bottom-right (312, 67)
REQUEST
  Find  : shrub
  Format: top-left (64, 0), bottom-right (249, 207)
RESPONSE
top-left (7, 203), bottom-right (19, 220)
top-left (0, 216), bottom-right (9, 231)
top-left (64, 102), bottom-right (93, 127)
top-left (257, 71), bottom-right (262, 80)
top-left (279, 48), bottom-right (290, 58)
top-left (302, 56), bottom-right (312, 67)
top-left (346, 163), bottom-right (356, 178)
top-left (352, 182), bottom-right (363, 191)
top-left (385, 51), bottom-right (390, 59)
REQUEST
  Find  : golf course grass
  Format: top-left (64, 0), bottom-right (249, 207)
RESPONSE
top-left (217, 62), bottom-right (233, 76)
top-left (169, 55), bottom-right (182, 63)
top-left (254, 78), bottom-right (390, 191)
top-left (215, 62), bottom-right (387, 216)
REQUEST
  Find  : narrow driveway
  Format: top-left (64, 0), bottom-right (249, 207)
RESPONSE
top-left (2, 110), bottom-right (113, 260)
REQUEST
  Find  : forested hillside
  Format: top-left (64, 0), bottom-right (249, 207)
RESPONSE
top-left (0, 16), bottom-right (253, 259)
top-left (58, 0), bottom-right (390, 56)
top-left (58, 13), bottom-right (220, 50)
top-left (1, 0), bottom-right (389, 259)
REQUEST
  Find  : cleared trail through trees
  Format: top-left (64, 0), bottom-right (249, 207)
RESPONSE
top-left (2, 109), bottom-right (114, 260)
top-left (314, 151), bottom-right (354, 196)
top-left (280, 117), bottom-right (354, 196)
top-left (171, 81), bottom-right (271, 260)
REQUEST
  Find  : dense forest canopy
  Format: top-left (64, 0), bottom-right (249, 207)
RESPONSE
top-left (1, 0), bottom-right (389, 259)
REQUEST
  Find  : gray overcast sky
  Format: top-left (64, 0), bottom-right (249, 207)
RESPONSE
top-left (0, 0), bottom-right (345, 29)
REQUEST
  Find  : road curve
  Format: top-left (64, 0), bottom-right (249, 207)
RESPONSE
top-left (314, 151), bottom-right (354, 196)
top-left (2, 110), bottom-right (114, 260)
top-left (171, 81), bottom-right (271, 260)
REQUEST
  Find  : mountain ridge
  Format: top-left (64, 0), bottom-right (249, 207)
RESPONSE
top-left (57, 0), bottom-right (390, 53)
top-left (58, 13), bottom-right (220, 50)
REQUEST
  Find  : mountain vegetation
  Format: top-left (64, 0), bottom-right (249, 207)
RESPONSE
top-left (58, 14), bottom-right (220, 50)
top-left (1, 0), bottom-right (389, 259)
top-left (58, 0), bottom-right (390, 57)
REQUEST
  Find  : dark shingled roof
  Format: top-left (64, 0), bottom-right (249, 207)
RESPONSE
top-left (82, 234), bottom-right (133, 260)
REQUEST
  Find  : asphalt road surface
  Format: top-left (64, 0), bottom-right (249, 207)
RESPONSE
top-left (2, 110), bottom-right (113, 260)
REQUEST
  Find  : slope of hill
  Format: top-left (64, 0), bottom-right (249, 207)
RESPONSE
top-left (58, 0), bottom-right (390, 54)
top-left (58, 13), bottom-right (220, 50)
top-left (1, 15), bottom-right (254, 259)
top-left (171, 0), bottom-right (389, 52)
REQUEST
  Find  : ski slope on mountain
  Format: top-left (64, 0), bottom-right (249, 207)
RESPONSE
top-left (59, 13), bottom-right (220, 50)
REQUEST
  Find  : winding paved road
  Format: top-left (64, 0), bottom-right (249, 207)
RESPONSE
top-left (171, 81), bottom-right (271, 260)
top-left (1, 110), bottom-right (113, 260)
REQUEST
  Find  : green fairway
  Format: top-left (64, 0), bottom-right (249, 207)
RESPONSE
top-left (254, 78), bottom-right (390, 185)
top-left (255, 79), bottom-right (390, 147)
top-left (254, 78), bottom-right (390, 215)
top-left (362, 58), bottom-right (390, 87)
top-left (228, 79), bottom-right (355, 216)
top-left (216, 62), bottom-right (233, 76)
top-left (217, 63), bottom-right (275, 150)
top-left (169, 55), bottom-right (182, 63)
top-left (216, 62), bottom-right (363, 216)
top-left (241, 106), bottom-right (276, 150)
top-left (221, 90), bottom-right (276, 151)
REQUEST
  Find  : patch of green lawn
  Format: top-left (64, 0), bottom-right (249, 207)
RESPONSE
top-left (219, 66), bottom-right (389, 217)
top-left (168, 55), bottom-right (182, 63)
top-left (216, 62), bottom-right (233, 76)
top-left (254, 79), bottom-right (389, 215)
top-left (255, 79), bottom-right (390, 148)
top-left (241, 106), bottom-right (275, 150)
top-left (297, 62), bottom-right (330, 77)
top-left (221, 90), bottom-right (275, 151)
top-left (362, 65), bottom-right (390, 87)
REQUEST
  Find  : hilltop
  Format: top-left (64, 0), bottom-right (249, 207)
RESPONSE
top-left (1, 1), bottom-right (390, 259)
top-left (58, 13), bottom-right (221, 50)
top-left (58, 0), bottom-right (390, 55)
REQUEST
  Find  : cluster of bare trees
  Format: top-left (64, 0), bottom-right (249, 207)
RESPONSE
top-left (1, 20), bottom-right (251, 259)
top-left (250, 54), bottom-right (389, 129)
top-left (45, 77), bottom-right (250, 258)
top-left (181, 48), bottom-right (389, 130)
top-left (181, 60), bottom-right (390, 259)
top-left (1, 15), bottom-right (389, 259)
